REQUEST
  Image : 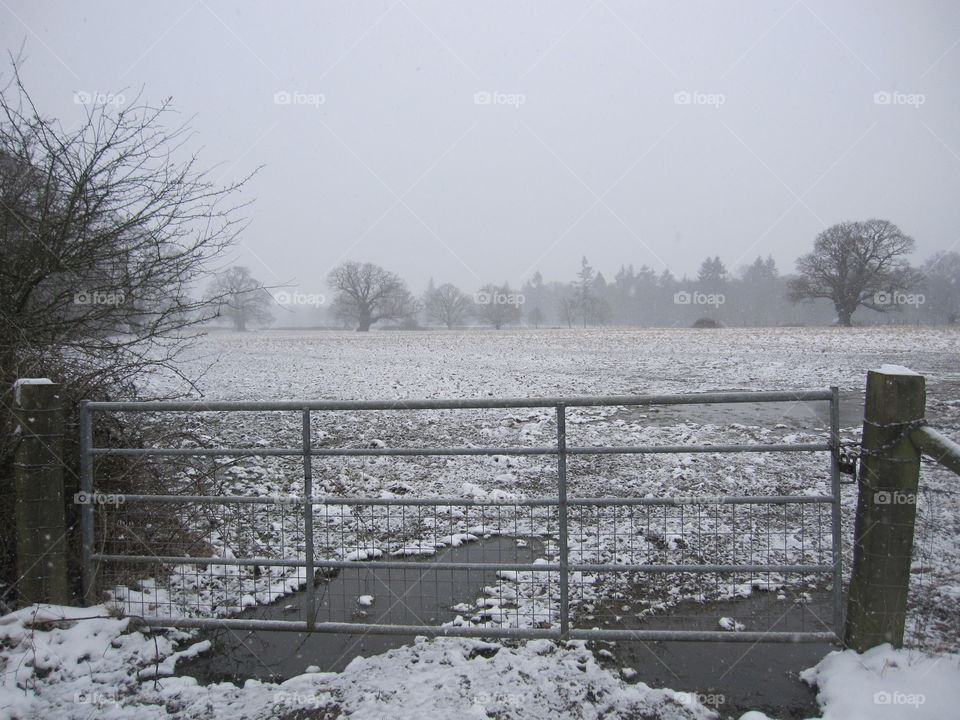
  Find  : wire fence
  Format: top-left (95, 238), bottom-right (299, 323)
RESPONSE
top-left (905, 457), bottom-right (960, 652)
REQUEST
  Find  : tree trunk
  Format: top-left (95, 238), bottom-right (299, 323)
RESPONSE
top-left (357, 308), bottom-right (373, 332)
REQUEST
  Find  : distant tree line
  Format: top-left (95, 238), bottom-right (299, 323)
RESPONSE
top-left (221, 219), bottom-right (959, 331)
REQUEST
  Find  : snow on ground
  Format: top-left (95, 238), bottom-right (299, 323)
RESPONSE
top-left (107, 327), bottom-right (960, 649)
top-left (2, 604), bottom-right (958, 720)
top-left (54, 327), bottom-right (959, 718)
top-left (0, 604), bottom-right (715, 720)
top-left (168, 327), bottom-right (960, 402)
top-left (798, 643), bottom-right (960, 720)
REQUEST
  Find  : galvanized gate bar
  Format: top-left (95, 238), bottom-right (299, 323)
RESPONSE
top-left (570, 563), bottom-right (832, 573)
top-left (90, 554), bottom-right (562, 570)
top-left (302, 409), bottom-right (315, 626)
top-left (569, 629), bottom-right (838, 643)
top-left (98, 493), bottom-right (834, 506)
top-left (556, 404), bottom-right (569, 637)
top-left (82, 388), bottom-right (833, 412)
top-left (91, 553), bottom-right (833, 574)
top-left (830, 386), bottom-right (844, 635)
top-left (143, 617), bottom-right (837, 643)
top-left (81, 388), bottom-right (843, 643)
top-left (89, 442), bottom-right (830, 457)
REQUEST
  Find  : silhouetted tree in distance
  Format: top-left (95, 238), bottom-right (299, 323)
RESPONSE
top-left (474, 283), bottom-right (522, 329)
top-left (424, 282), bottom-right (472, 329)
top-left (207, 266), bottom-right (273, 331)
top-left (790, 220), bottom-right (917, 326)
top-left (328, 261), bottom-right (418, 331)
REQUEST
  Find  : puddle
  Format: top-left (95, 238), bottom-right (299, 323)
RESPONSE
top-left (618, 390), bottom-right (863, 432)
top-left (179, 535), bottom-right (542, 682)
top-left (592, 589), bottom-right (836, 720)
top-left (179, 538), bottom-right (835, 717)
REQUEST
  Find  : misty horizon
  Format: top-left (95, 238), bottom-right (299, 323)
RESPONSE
top-left (4, 0), bottom-right (959, 297)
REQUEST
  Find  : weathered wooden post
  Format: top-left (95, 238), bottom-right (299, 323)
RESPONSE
top-left (12, 379), bottom-right (71, 606)
top-left (844, 367), bottom-right (924, 651)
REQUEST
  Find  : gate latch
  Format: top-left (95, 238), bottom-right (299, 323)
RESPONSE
top-left (837, 443), bottom-right (860, 479)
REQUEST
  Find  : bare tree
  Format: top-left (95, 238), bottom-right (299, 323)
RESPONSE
top-left (327, 261), bottom-right (418, 331)
top-left (575, 257), bottom-right (594, 328)
top-left (424, 282), bottom-right (471, 329)
top-left (921, 251), bottom-right (960, 324)
top-left (583, 295), bottom-right (612, 326)
top-left (474, 283), bottom-right (522, 329)
top-left (558, 295), bottom-right (577, 329)
top-left (789, 220), bottom-right (917, 326)
top-left (528, 306), bottom-right (544, 328)
top-left (0, 60), bottom-right (253, 592)
top-left (206, 266), bottom-right (273, 330)
top-left (0, 60), bottom-right (251, 403)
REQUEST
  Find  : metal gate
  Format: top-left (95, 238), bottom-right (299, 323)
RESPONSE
top-left (80, 389), bottom-right (842, 643)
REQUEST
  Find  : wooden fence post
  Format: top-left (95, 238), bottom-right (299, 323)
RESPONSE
top-left (844, 367), bottom-right (924, 652)
top-left (12, 379), bottom-right (70, 606)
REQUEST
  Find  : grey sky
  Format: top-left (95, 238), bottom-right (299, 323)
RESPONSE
top-left (4, 0), bottom-right (960, 295)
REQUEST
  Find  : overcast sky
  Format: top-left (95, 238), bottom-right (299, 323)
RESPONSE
top-left (4, 0), bottom-right (960, 294)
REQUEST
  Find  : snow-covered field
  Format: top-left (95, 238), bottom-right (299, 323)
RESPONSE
top-left (4, 327), bottom-right (959, 719)
top-left (118, 328), bottom-right (959, 644)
